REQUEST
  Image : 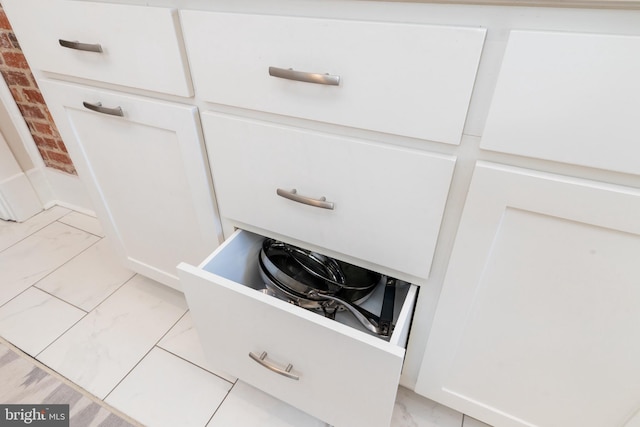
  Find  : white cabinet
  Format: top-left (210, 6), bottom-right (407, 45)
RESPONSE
top-left (180, 11), bottom-right (485, 144)
top-left (38, 79), bottom-right (220, 290)
top-left (176, 9), bottom-right (470, 426)
top-left (481, 30), bottom-right (640, 175)
top-left (416, 162), bottom-right (640, 427)
top-left (2, 0), bottom-right (193, 96)
top-left (179, 110), bottom-right (450, 426)
top-left (201, 112), bottom-right (455, 280)
top-left (179, 229), bottom-right (417, 427)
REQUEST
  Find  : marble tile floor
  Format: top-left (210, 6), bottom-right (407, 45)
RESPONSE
top-left (0, 207), bottom-right (491, 427)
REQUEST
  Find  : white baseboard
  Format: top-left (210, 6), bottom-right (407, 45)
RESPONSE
top-left (0, 171), bottom-right (43, 221)
top-left (26, 167), bottom-right (95, 216)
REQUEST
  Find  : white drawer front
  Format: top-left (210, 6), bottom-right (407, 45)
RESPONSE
top-left (2, 0), bottom-right (193, 96)
top-left (481, 30), bottom-right (640, 175)
top-left (202, 112), bottom-right (455, 280)
top-left (181, 11), bottom-right (486, 144)
top-left (178, 229), bottom-right (417, 427)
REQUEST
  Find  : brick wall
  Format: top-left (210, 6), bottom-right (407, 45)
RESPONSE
top-left (0, 4), bottom-right (76, 175)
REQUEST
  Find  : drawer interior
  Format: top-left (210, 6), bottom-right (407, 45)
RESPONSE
top-left (201, 229), bottom-right (415, 345)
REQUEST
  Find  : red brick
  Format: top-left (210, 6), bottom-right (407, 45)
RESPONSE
top-left (46, 150), bottom-right (74, 165)
top-left (22, 88), bottom-right (45, 104)
top-left (32, 121), bottom-right (55, 136)
top-left (32, 134), bottom-right (58, 149)
top-left (57, 140), bottom-right (69, 153)
top-left (2, 51), bottom-right (28, 69)
top-left (0, 10), bottom-right (12, 32)
top-left (8, 86), bottom-right (21, 102)
top-left (7, 32), bottom-right (19, 49)
top-left (1, 69), bottom-right (30, 87)
top-left (0, 33), bottom-right (12, 49)
top-left (17, 102), bottom-right (45, 119)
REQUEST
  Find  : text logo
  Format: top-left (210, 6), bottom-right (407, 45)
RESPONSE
top-left (0, 405), bottom-right (69, 426)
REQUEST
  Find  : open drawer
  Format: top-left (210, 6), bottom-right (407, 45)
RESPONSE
top-left (178, 229), bottom-right (417, 427)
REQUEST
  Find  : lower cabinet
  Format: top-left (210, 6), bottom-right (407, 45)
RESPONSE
top-left (38, 79), bottom-right (221, 290)
top-left (416, 162), bottom-right (640, 427)
top-left (178, 229), bottom-right (418, 427)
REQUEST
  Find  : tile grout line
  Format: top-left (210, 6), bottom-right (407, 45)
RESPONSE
top-left (32, 257), bottom-right (136, 314)
top-left (57, 210), bottom-right (105, 238)
top-left (150, 310), bottom-right (236, 381)
top-left (206, 380), bottom-right (238, 427)
top-left (101, 306), bottom-right (190, 403)
top-left (20, 223), bottom-right (102, 291)
top-left (154, 344), bottom-right (235, 385)
top-left (0, 210), bottom-right (70, 254)
top-left (34, 273), bottom-right (140, 360)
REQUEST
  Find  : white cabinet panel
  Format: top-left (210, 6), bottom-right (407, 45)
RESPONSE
top-left (416, 162), bottom-right (640, 427)
top-left (2, 0), bottom-right (193, 96)
top-left (39, 79), bottom-right (220, 289)
top-left (178, 229), bottom-right (417, 427)
top-left (201, 112), bottom-right (455, 280)
top-left (181, 11), bottom-right (485, 144)
top-left (481, 30), bottom-right (640, 175)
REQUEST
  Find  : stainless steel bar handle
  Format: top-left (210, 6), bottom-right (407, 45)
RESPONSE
top-left (269, 66), bottom-right (340, 86)
top-left (276, 188), bottom-right (335, 210)
top-left (82, 101), bottom-right (124, 117)
top-left (59, 39), bottom-right (103, 53)
top-left (249, 351), bottom-right (299, 380)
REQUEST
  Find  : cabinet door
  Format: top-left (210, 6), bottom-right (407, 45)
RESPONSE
top-left (38, 79), bottom-right (221, 290)
top-left (416, 162), bottom-right (640, 427)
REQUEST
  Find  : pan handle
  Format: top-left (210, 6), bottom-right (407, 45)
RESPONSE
top-left (249, 351), bottom-right (300, 380)
top-left (309, 291), bottom-right (385, 336)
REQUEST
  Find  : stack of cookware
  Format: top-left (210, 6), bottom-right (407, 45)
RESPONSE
top-left (258, 238), bottom-right (396, 337)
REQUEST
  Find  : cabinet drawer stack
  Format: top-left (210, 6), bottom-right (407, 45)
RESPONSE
top-left (177, 9), bottom-right (486, 427)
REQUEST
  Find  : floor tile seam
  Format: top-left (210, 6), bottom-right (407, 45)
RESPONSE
top-left (98, 305), bottom-right (190, 403)
top-left (99, 312), bottom-right (208, 412)
top-left (101, 339), bottom-right (161, 404)
top-left (56, 215), bottom-right (105, 238)
top-left (40, 284), bottom-right (188, 406)
top-left (0, 281), bottom-right (88, 320)
top-left (0, 213), bottom-right (66, 254)
top-left (0, 285), bottom-right (89, 356)
top-left (105, 345), bottom-right (233, 427)
top-left (33, 306), bottom-right (90, 360)
top-left (24, 225), bottom-right (102, 290)
top-left (153, 343), bottom-right (235, 386)
top-left (33, 264), bottom-right (137, 313)
top-left (32, 274), bottom-right (140, 361)
top-left (30, 285), bottom-right (90, 314)
top-left (205, 380), bottom-right (238, 426)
